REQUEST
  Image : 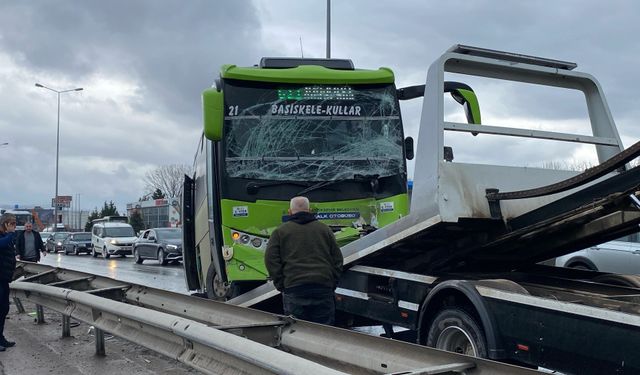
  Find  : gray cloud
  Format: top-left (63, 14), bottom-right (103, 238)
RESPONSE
top-left (0, 1), bottom-right (262, 119)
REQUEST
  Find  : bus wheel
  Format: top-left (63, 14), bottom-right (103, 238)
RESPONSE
top-left (426, 308), bottom-right (487, 358)
top-left (206, 265), bottom-right (230, 301)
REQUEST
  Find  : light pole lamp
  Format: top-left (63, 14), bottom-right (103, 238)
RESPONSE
top-left (35, 83), bottom-right (83, 231)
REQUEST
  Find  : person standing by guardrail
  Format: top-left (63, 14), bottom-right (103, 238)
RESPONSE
top-left (15, 222), bottom-right (46, 263)
top-left (0, 213), bottom-right (17, 350)
top-left (265, 196), bottom-right (343, 325)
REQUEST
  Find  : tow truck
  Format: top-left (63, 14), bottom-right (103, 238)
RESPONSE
top-left (183, 45), bottom-right (640, 374)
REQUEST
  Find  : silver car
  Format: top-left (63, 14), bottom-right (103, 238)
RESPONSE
top-left (40, 232), bottom-right (52, 245)
top-left (555, 234), bottom-right (640, 273)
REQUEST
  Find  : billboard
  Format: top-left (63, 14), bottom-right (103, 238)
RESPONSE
top-left (51, 195), bottom-right (72, 208)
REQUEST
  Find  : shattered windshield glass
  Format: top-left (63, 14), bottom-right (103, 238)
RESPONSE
top-left (223, 80), bottom-right (404, 182)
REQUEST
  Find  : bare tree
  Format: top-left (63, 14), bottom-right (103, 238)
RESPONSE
top-left (143, 164), bottom-right (191, 198)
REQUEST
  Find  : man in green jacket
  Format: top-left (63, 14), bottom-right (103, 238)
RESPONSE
top-left (265, 196), bottom-right (343, 325)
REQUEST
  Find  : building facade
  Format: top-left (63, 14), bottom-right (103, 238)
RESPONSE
top-left (126, 198), bottom-right (181, 229)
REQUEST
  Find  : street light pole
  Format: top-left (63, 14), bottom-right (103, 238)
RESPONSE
top-left (35, 83), bottom-right (83, 231)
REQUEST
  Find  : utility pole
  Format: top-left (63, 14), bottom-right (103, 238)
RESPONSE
top-left (326, 0), bottom-right (331, 58)
top-left (77, 193), bottom-right (82, 230)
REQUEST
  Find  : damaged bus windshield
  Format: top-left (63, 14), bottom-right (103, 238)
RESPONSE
top-left (223, 80), bottom-right (405, 183)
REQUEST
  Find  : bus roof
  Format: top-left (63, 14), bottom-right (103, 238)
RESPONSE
top-left (220, 64), bottom-right (395, 85)
top-left (2, 210), bottom-right (31, 215)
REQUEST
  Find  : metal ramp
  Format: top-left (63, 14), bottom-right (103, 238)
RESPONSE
top-left (232, 152), bottom-right (640, 306)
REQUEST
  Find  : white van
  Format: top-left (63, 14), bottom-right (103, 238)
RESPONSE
top-left (91, 222), bottom-right (137, 258)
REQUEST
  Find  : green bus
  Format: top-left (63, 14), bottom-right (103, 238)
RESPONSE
top-left (181, 57), bottom-right (478, 299)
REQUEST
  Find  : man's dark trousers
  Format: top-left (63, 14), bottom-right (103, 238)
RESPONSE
top-left (283, 284), bottom-right (335, 325)
top-left (0, 282), bottom-right (10, 338)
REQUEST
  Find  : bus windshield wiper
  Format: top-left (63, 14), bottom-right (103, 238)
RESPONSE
top-left (354, 174), bottom-right (380, 193)
top-left (296, 174), bottom-right (380, 196)
top-left (295, 179), bottom-right (346, 196)
top-left (246, 181), bottom-right (312, 195)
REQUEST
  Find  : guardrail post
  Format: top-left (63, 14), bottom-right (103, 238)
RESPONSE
top-left (36, 304), bottom-right (45, 324)
top-left (12, 298), bottom-right (25, 314)
top-left (95, 327), bottom-right (105, 356)
top-left (62, 315), bottom-right (71, 337)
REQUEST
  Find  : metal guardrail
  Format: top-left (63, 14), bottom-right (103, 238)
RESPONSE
top-left (11, 282), bottom-right (344, 375)
top-left (12, 262), bottom-right (540, 375)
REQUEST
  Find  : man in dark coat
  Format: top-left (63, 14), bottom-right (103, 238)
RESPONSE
top-left (0, 213), bottom-right (18, 350)
top-left (15, 222), bottom-right (46, 262)
top-left (265, 196), bottom-right (343, 325)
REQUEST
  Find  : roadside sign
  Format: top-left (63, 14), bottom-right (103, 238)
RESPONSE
top-left (51, 195), bottom-right (72, 208)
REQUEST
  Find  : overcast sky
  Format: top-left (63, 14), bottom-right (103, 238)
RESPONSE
top-left (1, 0), bottom-right (639, 213)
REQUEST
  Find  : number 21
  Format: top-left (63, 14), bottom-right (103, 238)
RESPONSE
top-left (228, 105), bottom-right (239, 116)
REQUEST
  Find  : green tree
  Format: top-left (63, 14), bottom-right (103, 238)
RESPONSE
top-left (129, 210), bottom-right (145, 233)
top-left (84, 208), bottom-right (100, 232)
top-left (100, 201), bottom-right (120, 217)
top-left (84, 201), bottom-right (121, 231)
top-left (151, 188), bottom-right (165, 199)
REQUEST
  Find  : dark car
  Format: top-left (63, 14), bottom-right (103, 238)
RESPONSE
top-left (45, 232), bottom-right (70, 253)
top-left (62, 232), bottom-right (93, 255)
top-left (133, 228), bottom-right (183, 266)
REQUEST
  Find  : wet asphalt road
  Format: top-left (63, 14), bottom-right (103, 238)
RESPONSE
top-left (37, 251), bottom-right (189, 295)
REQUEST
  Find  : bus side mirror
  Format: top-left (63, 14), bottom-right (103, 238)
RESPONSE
top-left (202, 88), bottom-right (224, 141)
top-left (444, 82), bottom-right (481, 131)
top-left (397, 81), bottom-right (481, 134)
top-left (404, 137), bottom-right (414, 160)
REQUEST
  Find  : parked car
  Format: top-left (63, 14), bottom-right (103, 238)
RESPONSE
top-left (40, 232), bottom-right (52, 245)
top-left (133, 228), bottom-right (183, 266)
top-left (45, 232), bottom-right (70, 253)
top-left (62, 232), bottom-right (93, 255)
top-left (556, 234), bottom-right (640, 274)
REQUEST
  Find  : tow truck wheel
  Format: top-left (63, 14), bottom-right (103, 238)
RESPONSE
top-left (206, 265), bottom-right (230, 301)
top-left (426, 308), bottom-right (488, 358)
